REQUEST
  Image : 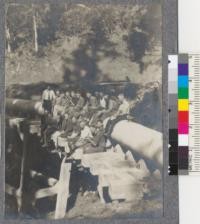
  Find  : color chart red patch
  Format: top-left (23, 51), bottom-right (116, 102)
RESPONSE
top-left (178, 111), bottom-right (189, 123)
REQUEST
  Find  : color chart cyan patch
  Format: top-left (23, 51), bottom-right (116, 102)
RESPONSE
top-left (168, 54), bottom-right (200, 175)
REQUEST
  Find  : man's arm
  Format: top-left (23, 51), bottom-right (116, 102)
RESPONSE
top-left (52, 91), bottom-right (56, 100)
top-left (113, 104), bottom-right (123, 117)
top-left (42, 90), bottom-right (46, 100)
top-left (80, 97), bottom-right (85, 108)
top-left (107, 100), bottom-right (114, 112)
top-left (51, 91), bottom-right (56, 106)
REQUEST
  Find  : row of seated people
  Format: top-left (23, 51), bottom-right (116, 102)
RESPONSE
top-left (41, 88), bottom-right (133, 155)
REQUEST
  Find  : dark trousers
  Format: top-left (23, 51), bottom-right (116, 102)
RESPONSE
top-left (43, 100), bottom-right (52, 113)
top-left (105, 114), bottom-right (130, 137)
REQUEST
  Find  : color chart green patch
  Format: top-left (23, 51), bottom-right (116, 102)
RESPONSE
top-left (178, 88), bottom-right (188, 99)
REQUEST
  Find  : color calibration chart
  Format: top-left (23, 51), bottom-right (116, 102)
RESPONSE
top-left (168, 54), bottom-right (200, 175)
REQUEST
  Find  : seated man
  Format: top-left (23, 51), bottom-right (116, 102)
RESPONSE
top-left (53, 90), bottom-right (65, 118)
top-left (63, 91), bottom-right (73, 107)
top-left (85, 92), bottom-right (99, 120)
top-left (90, 94), bottom-right (118, 125)
top-left (89, 120), bottom-right (106, 152)
top-left (52, 114), bottom-right (80, 153)
top-left (60, 115), bottom-right (79, 137)
top-left (54, 90), bottom-right (61, 104)
top-left (104, 93), bottom-right (133, 137)
top-left (115, 93), bottom-right (130, 116)
top-left (75, 92), bottom-right (85, 110)
top-left (51, 113), bottom-right (72, 153)
top-left (70, 90), bottom-right (78, 105)
top-left (75, 120), bottom-right (106, 154)
top-left (64, 105), bottom-right (74, 116)
top-left (99, 92), bottom-right (107, 109)
top-left (94, 91), bottom-right (100, 104)
top-left (60, 113), bottom-right (70, 131)
top-left (75, 121), bottom-right (93, 148)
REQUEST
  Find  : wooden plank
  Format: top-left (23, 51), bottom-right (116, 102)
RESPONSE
top-left (109, 181), bottom-right (144, 202)
top-left (137, 159), bottom-right (150, 176)
top-left (125, 150), bottom-right (136, 163)
top-left (113, 144), bottom-right (124, 156)
top-left (81, 152), bottom-right (124, 170)
top-left (55, 161), bottom-right (72, 219)
top-left (34, 184), bottom-right (58, 200)
top-left (80, 148), bottom-right (151, 203)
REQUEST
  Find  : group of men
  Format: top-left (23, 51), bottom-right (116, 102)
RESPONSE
top-left (41, 85), bottom-right (133, 153)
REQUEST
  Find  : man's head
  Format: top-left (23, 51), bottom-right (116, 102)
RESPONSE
top-left (47, 85), bottom-right (51, 90)
top-left (95, 91), bottom-right (99, 97)
top-left (65, 91), bottom-right (70, 97)
top-left (56, 90), bottom-right (60, 96)
top-left (64, 113), bottom-right (69, 120)
top-left (118, 93), bottom-right (125, 102)
top-left (80, 121), bottom-right (86, 129)
top-left (76, 92), bottom-right (81, 98)
top-left (86, 92), bottom-right (91, 98)
top-left (60, 93), bottom-right (65, 98)
top-left (96, 120), bottom-right (103, 128)
top-left (72, 116), bottom-right (77, 123)
top-left (71, 91), bottom-right (75, 97)
top-left (99, 92), bottom-right (104, 97)
top-left (104, 94), bottom-right (109, 100)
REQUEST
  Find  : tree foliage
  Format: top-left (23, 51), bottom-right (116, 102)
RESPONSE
top-left (6, 2), bottom-right (161, 81)
top-left (6, 3), bottom-right (161, 52)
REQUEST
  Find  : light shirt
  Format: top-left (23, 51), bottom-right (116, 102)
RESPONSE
top-left (118, 99), bottom-right (130, 115)
top-left (100, 97), bottom-right (106, 108)
top-left (80, 126), bottom-right (93, 139)
top-left (108, 98), bottom-right (118, 112)
top-left (42, 89), bottom-right (56, 101)
top-left (55, 96), bottom-right (63, 105)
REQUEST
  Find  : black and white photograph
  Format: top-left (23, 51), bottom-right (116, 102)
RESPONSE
top-left (5, 1), bottom-right (163, 219)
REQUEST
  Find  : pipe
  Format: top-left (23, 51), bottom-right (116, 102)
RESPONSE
top-left (111, 120), bottom-right (163, 167)
top-left (6, 98), bottom-right (45, 115)
top-left (6, 98), bottom-right (162, 167)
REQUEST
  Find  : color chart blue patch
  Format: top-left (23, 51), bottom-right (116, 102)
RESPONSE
top-left (178, 76), bottom-right (188, 87)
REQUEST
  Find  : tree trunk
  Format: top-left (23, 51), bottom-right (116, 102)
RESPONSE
top-left (5, 5), bottom-right (11, 53)
top-left (33, 10), bottom-right (38, 52)
top-left (6, 26), bottom-right (11, 53)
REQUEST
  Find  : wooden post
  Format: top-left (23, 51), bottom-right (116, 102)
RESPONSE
top-left (5, 5), bottom-right (11, 53)
top-left (16, 121), bottom-right (29, 212)
top-left (55, 158), bottom-right (72, 219)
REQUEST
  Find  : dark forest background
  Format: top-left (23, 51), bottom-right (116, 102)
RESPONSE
top-left (5, 2), bottom-right (162, 87)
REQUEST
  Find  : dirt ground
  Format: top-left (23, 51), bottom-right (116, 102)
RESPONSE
top-left (5, 167), bottom-right (162, 219)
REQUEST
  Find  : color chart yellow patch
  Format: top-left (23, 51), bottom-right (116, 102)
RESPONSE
top-left (178, 99), bottom-right (189, 111)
